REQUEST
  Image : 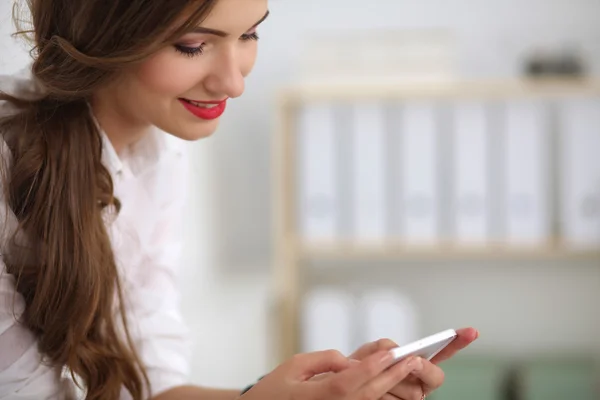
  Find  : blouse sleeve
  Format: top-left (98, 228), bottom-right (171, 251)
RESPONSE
top-left (123, 143), bottom-right (193, 398)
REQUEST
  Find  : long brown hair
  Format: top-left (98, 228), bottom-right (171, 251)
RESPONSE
top-left (0, 1), bottom-right (218, 399)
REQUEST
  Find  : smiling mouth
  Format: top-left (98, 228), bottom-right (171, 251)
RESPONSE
top-left (178, 98), bottom-right (228, 120)
top-left (180, 98), bottom-right (223, 108)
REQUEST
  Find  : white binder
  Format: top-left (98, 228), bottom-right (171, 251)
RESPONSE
top-left (352, 102), bottom-right (387, 243)
top-left (297, 103), bottom-right (339, 242)
top-left (400, 102), bottom-right (439, 245)
top-left (453, 102), bottom-right (489, 244)
top-left (504, 100), bottom-right (550, 245)
top-left (360, 289), bottom-right (420, 349)
top-left (300, 288), bottom-right (355, 356)
top-left (559, 98), bottom-right (600, 248)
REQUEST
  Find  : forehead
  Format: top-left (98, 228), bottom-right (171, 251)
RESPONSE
top-left (200, 0), bottom-right (269, 32)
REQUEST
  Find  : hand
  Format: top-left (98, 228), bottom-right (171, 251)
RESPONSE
top-left (240, 349), bottom-right (424, 400)
top-left (348, 327), bottom-right (480, 399)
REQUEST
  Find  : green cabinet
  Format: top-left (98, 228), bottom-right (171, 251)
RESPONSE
top-left (430, 357), bottom-right (507, 400)
top-left (518, 358), bottom-right (599, 400)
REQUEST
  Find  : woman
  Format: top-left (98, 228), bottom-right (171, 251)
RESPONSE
top-left (0, 0), bottom-right (478, 399)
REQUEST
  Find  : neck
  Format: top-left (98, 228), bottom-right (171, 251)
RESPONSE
top-left (90, 93), bottom-right (152, 155)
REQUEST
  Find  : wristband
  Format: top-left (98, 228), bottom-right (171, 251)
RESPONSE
top-left (239, 375), bottom-right (264, 397)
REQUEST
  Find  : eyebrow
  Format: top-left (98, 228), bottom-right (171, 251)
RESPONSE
top-left (190, 10), bottom-right (270, 37)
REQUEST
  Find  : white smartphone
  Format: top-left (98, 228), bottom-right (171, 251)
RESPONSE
top-left (390, 329), bottom-right (457, 364)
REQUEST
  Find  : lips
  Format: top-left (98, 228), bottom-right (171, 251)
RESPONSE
top-left (179, 98), bottom-right (227, 120)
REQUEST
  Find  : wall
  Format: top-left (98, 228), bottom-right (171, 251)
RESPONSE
top-left (0, 3), bottom-right (30, 74)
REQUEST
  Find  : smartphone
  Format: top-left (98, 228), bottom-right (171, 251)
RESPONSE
top-left (390, 329), bottom-right (457, 364)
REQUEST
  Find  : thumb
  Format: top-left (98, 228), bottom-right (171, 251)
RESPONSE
top-left (290, 350), bottom-right (352, 381)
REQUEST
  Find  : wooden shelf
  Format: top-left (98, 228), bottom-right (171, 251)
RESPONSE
top-left (271, 78), bottom-right (600, 364)
top-left (298, 242), bottom-right (600, 262)
top-left (279, 78), bottom-right (600, 103)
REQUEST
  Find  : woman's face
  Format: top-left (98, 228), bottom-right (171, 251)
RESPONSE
top-left (96, 0), bottom-right (269, 143)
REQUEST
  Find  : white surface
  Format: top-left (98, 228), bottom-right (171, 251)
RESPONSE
top-left (453, 102), bottom-right (489, 243)
top-left (504, 100), bottom-right (550, 245)
top-left (0, 0), bottom-right (30, 75)
top-left (178, 137), bottom-right (271, 388)
top-left (298, 103), bottom-right (339, 242)
top-left (297, 29), bottom-right (457, 85)
top-left (352, 102), bottom-right (387, 242)
top-left (300, 288), bottom-right (355, 356)
top-left (559, 98), bottom-right (600, 248)
top-left (399, 102), bottom-right (439, 244)
top-left (360, 290), bottom-right (420, 350)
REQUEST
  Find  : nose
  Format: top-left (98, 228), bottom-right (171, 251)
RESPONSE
top-left (203, 46), bottom-right (245, 99)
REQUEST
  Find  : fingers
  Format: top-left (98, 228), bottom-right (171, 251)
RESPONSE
top-left (412, 359), bottom-right (445, 391)
top-left (289, 349), bottom-right (351, 381)
top-left (355, 356), bottom-right (423, 400)
top-left (314, 349), bottom-right (398, 396)
top-left (349, 338), bottom-right (399, 361)
top-left (430, 327), bottom-right (479, 364)
top-left (385, 381), bottom-right (426, 400)
top-left (387, 360), bottom-right (444, 399)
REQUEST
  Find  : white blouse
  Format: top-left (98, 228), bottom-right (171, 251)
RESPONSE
top-left (0, 67), bottom-right (192, 399)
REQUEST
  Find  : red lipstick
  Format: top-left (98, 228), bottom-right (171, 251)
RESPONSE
top-left (179, 98), bottom-right (227, 120)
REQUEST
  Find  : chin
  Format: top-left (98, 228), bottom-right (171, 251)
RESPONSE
top-left (175, 129), bottom-right (216, 141)
top-left (162, 120), bottom-right (220, 141)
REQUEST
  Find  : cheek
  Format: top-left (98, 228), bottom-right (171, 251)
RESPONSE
top-left (134, 50), bottom-right (204, 97)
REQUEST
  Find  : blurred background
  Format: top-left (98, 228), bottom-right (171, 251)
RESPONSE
top-left (1, 1), bottom-right (600, 399)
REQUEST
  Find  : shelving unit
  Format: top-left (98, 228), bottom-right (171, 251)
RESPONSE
top-left (298, 242), bottom-right (600, 262)
top-left (271, 78), bottom-right (600, 363)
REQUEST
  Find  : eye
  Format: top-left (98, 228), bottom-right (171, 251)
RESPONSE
top-left (174, 44), bottom-right (205, 58)
top-left (240, 32), bottom-right (260, 42)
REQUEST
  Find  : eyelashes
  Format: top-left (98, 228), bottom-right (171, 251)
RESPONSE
top-left (175, 32), bottom-right (260, 58)
top-left (174, 44), bottom-right (206, 57)
top-left (240, 32), bottom-right (260, 42)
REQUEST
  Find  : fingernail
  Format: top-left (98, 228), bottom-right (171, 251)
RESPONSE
top-left (349, 359), bottom-right (361, 365)
top-left (408, 357), bottom-right (423, 371)
top-left (475, 330), bottom-right (480, 339)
